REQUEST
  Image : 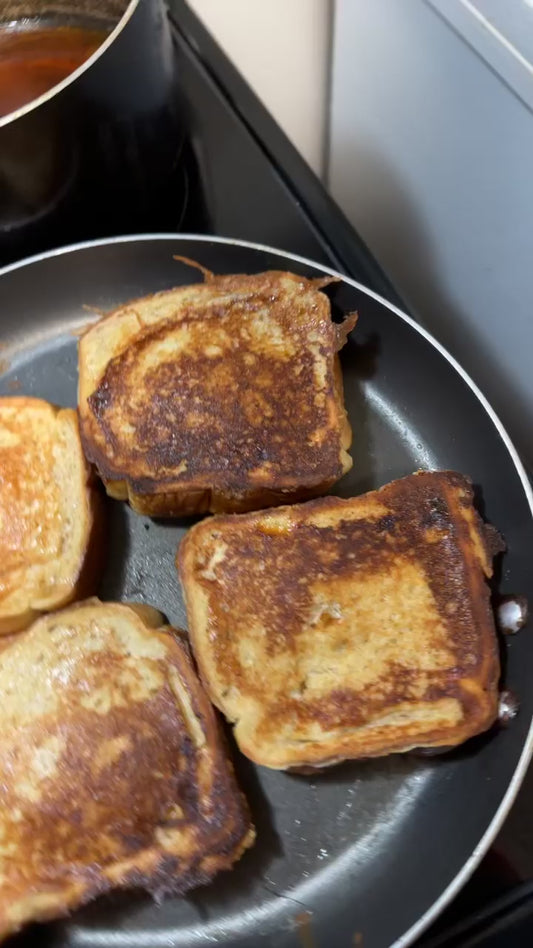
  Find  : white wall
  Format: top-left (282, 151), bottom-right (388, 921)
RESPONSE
top-left (329, 0), bottom-right (533, 468)
top-left (187, 0), bottom-right (331, 177)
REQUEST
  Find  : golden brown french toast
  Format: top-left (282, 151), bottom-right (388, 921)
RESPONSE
top-left (78, 269), bottom-right (356, 516)
top-left (0, 397), bottom-right (103, 634)
top-left (0, 599), bottom-right (254, 942)
top-left (178, 471), bottom-right (503, 769)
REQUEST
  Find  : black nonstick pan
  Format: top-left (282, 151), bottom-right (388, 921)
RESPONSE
top-left (1, 235), bottom-right (532, 948)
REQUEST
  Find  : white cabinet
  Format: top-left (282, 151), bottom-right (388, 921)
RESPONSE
top-left (328, 0), bottom-right (533, 466)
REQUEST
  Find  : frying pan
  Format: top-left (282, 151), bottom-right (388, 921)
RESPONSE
top-left (1, 235), bottom-right (532, 948)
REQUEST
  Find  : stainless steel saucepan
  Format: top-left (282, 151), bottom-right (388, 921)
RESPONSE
top-left (0, 0), bottom-right (186, 263)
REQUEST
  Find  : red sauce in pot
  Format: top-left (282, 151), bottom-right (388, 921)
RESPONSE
top-left (0, 26), bottom-right (108, 119)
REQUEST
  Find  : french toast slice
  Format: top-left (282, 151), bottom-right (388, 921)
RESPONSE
top-left (78, 269), bottom-right (356, 516)
top-left (178, 471), bottom-right (503, 769)
top-left (0, 397), bottom-right (103, 634)
top-left (0, 599), bottom-right (254, 942)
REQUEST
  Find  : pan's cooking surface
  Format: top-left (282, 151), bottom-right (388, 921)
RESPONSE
top-left (1, 236), bottom-right (532, 948)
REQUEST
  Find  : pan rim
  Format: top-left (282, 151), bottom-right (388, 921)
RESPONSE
top-left (1, 231), bottom-right (532, 947)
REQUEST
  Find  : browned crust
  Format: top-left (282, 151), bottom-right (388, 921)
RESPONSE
top-left (0, 400), bottom-right (106, 634)
top-left (178, 471), bottom-right (502, 769)
top-left (104, 478), bottom-right (346, 517)
top-left (332, 352), bottom-right (353, 458)
top-left (78, 271), bottom-right (357, 516)
top-left (59, 456), bottom-right (106, 610)
top-left (0, 601), bottom-right (254, 940)
top-left (76, 271), bottom-right (346, 342)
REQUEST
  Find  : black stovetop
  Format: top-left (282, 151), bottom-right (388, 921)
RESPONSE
top-left (168, 3), bottom-right (402, 304)
top-left (165, 4), bottom-right (533, 944)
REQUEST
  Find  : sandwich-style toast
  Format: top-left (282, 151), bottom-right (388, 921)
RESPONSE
top-left (78, 269), bottom-right (357, 516)
top-left (0, 397), bottom-right (102, 634)
top-left (0, 599), bottom-right (254, 942)
top-left (178, 471), bottom-right (503, 769)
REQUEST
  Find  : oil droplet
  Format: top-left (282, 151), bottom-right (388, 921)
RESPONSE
top-left (497, 596), bottom-right (529, 634)
top-left (498, 690), bottom-right (520, 725)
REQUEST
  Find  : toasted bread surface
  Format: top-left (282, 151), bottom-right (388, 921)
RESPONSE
top-left (0, 599), bottom-right (254, 941)
top-left (0, 397), bottom-right (103, 634)
top-left (178, 471), bottom-right (503, 769)
top-left (78, 270), bottom-right (356, 515)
